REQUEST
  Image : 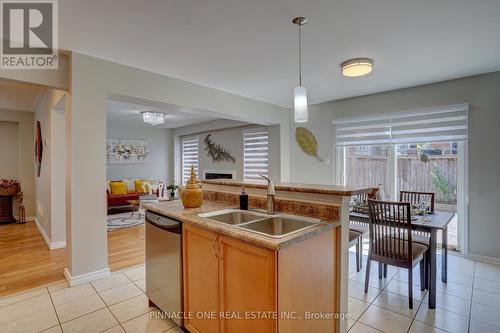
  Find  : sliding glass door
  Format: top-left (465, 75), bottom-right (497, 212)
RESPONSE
top-left (344, 145), bottom-right (392, 199)
top-left (339, 142), bottom-right (460, 250)
top-left (334, 104), bottom-right (468, 252)
top-left (396, 142), bottom-right (459, 249)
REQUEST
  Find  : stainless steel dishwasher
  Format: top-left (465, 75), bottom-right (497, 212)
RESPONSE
top-left (145, 211), bottom-right (182, 327)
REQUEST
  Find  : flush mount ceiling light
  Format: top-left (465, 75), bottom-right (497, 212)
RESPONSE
top-left (341, 58), bottom-right (373, 77)
top-left (292, 16), bottom-right (308, 123)
top-left (142, 111), bottom-right (165, 126)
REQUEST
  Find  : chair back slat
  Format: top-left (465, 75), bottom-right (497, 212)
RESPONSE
top-left (353, 188), bottom-right (378, 205)
top-left (368, 199), bottom-right (413, 262)
top-left (399, 191), bottom-right (435, 213)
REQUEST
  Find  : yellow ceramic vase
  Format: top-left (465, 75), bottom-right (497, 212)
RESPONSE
top-left (179, 166), bottom-right (204, 208)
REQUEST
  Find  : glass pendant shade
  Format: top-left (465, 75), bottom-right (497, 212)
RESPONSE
top-left (294, 86), bottom-right (308, 123)
top-left (142, 112), bottom-right (165, 126)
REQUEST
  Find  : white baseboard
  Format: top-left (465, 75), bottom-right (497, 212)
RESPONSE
top-left (64, 267), bottom-right (111, 287)
top-left (34, 217), bottom-right (51, 248)
top-left (50, 241), bottom-right (66, 250)
top-left (34, 218), bottom-right (67, 250)
top-left (467, 253), bottom-right (500, 266)
top-left (13, 215), bottom-right (35, 221)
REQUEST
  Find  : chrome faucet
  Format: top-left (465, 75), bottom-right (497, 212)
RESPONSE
top-left (259, 175), bottom-right (276, 215)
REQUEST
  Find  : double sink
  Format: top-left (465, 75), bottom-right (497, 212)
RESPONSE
top-left (198, 209), bottom-right (323, 239)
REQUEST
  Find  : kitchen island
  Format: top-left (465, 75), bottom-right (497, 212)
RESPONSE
top-left (145, 181), bottom-right (372, 333)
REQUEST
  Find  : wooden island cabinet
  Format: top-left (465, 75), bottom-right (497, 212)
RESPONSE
top-left (182, 223), bottom-right (341, 333)
top-left (146, 181), bottom-right (372, 333)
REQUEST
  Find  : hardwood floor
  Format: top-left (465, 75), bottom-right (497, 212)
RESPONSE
top-left (0, 221), bottom-right (66, 296)
top-left (0, 221), bottom-right (145, 297)
top-left (108, 221), bottom-right (145, 271)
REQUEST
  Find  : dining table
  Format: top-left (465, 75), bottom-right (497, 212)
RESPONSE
top-left (350, 209), bottom-right (455, 309)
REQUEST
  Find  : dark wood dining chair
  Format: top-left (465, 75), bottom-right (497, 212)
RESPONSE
top-left (349, 224), bottom-right (367, 270)
top-left (400, 191), bottom-right (435, 213)
top-left (349, 192), bottom-right (376, 269)
top-left (365, 200), bottom-right (429, 308)
top-left (349, 230), bottom-right (362, 272)
top-left (399, 190), bottom-right (435, 289)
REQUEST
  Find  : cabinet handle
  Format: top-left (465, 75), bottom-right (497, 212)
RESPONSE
top-left (212, 237), bottom-right (218, 258)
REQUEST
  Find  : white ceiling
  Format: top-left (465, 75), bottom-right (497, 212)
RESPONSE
top-left (0, 79), bottom-right (46, 111)
top-left (106, 99), bottom-right (219, 129)
top-left (62, 0), bottom-right (500, 107)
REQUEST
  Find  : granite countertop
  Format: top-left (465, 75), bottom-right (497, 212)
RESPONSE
top-left (202, 179), bottom-right (373, 197)
top-left (144, 200), bottom-right (339, 250)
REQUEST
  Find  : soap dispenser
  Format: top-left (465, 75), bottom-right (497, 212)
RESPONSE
top-left (239, 186), bottom-right (248, 210)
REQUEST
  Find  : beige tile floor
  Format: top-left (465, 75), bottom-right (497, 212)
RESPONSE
top-left (347, 242), bottom-right (500, 333)
top-left (0, 265), bottom-right (180, 333)
top-left (1, 248), bottom-right (499, 332)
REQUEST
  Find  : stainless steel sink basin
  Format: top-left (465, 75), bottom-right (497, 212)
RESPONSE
top-left (198, 209), bottom-right (323, 238)
top-left (239, 215), bottom-right (322, 238)
top-left (198, 209), bottom-right (267, 225)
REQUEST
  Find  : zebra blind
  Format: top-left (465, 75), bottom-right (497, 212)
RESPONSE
top-left (243, 127), bottom-right (269, 181)
top-left (334, 104), bottom-right (468, 146)
top-left (182, 137), bottom-right (199, 185)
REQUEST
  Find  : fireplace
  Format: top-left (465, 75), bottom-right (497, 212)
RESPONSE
top-left (203, 170), bottom-right (235, 180)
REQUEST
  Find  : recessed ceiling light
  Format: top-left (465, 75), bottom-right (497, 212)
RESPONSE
top-left (341, 58), bottom-right (373, 77)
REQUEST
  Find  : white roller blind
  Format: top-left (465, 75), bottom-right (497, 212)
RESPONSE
top-left (243, 127), bottom-right (269, 181)
top-left (334, 104), bottom-right (468, 147)
top-left (182, 137), bottom-right (199, 185)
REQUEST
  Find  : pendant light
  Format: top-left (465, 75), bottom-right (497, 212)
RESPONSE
top-left (292, 16), bottom-right (308, 123)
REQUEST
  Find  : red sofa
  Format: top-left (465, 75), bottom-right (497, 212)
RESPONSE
top-left (107, 190), bottom-right (147, 210)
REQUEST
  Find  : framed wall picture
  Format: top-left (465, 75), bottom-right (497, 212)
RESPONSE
top-left (106, 139), bottom-right (149, 164)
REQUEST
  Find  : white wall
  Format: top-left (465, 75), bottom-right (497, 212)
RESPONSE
top-left (0, 109), bottom-right (35, 217)
top-left (34, 89), bottom-right (67, 247)
top-left (178, 125), bottom-right (246, 181)
top-left (66, 52), bottom-right (290, 280)
top-left (173, 121), bottom-right (281, 183)
top-left (289, 109), bottom-right (336, 184)
top-left (267, 125), bottom-right (281, 182)
top-left (197, 127), bottom-right (245, 180)
top-left (106, 114), bottom-right (171, 183)
top-left (0, 121), bottom-right (20, 180)
top-left (0, 52), bottom-right (69, 90)
top-left (289, 71), bottom-right (500, 261)
top-left (51, 97), bottom-right (67, 245)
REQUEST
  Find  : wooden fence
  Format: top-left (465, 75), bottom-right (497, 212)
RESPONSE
top-left (346, 155), bottom-right (457, 204)
top-left (346, 156), bottom-right (388, 194)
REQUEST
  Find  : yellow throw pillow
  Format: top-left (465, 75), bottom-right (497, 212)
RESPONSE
top-left (109, 181), bottom-right (128, 195)
top-left (134, 180), bottom-right (144, 193)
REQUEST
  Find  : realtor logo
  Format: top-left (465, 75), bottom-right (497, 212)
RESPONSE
top-left (1, 0), bottom-right (58, 69)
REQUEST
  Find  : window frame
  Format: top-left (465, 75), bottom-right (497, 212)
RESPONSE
top-left (243, 127), bottom-right (269, 182)
top-left (181, 136), bottom-right (200, 185)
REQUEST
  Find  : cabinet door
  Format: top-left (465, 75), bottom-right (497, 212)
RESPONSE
top-left (218, 236), bottom-right (276, 333)
top-left (183, 224), bottom-right (220, 333)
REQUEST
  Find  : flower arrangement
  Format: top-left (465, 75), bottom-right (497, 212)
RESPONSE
top-left (0, 179), bottom-right (20, 196)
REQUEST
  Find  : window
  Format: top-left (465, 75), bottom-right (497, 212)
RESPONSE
top-left (181, 136), bottom-right (199, 185)
top-left (243, 127), bottom-right (269, 181)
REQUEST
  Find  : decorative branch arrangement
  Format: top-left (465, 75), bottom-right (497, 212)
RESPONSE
top-left (204, 134), bottom-right (236, 163)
